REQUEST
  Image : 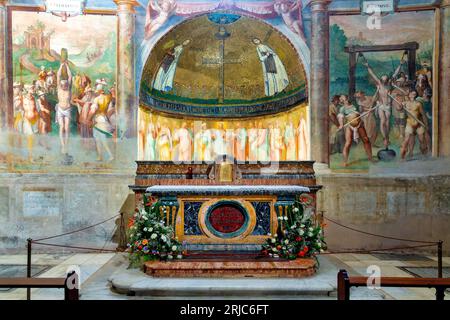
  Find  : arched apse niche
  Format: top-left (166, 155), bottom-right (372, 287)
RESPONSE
top-left (137, 12), bottom-right (311, 162)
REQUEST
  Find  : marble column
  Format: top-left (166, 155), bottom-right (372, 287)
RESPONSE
top-left (0, 0), bottom-right (7, 128)
top-left (309, 0), bottom-right (331, 167)
top-left (115, 0), bottom-right (138, 138)
top-left (438, 0), bottom-right (450, 156)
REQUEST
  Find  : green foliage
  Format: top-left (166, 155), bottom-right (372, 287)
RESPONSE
top-left (127, 195), bottom-right (182, 268)
top-left (261, 199), bottom-right (326, 260)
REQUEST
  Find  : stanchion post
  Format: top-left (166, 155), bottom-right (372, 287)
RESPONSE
top-left (119, 212), bottom-right (125, 250)
top-left (26, 238), bottom-right (32, 300)
top-left (437, 240), bottom-right (443, 278)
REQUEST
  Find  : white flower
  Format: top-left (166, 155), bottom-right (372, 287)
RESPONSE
top-left (273, 254), bottom-right (279, 258)
top-left (293, 208), bottom-right (299, 213)
top-left (308, 232), bottom-right (313, 237)
top-left (278, 216), bottom-right (282, 220)
top-left (309, 227), bottom-right (313, 232)
top-left (317, 243), bottom-right (322, 248)
top-left (172, 245), bottom-right (177, 251)
top-left (283, 216), bottom-right (288, 221)
top-left (301, 224), bottom-right (305, 228)
top-left (273, 248), bottom-right (278, 252)
top-left (149, 227), bottom-right (153, 232)
top-left (299, 230), bottom-right (304, 236)
top-left (284, 239), bottom-right (289, 245)
top-left (130, 233), bottom-right (134, 238)
top-left (282, 246), bottom-right (286, 250)
top-left (143, 227), bottom-right (148, 232)
top-left (177, 254), bottom-right (183, 259)
top-left (271, 238), bottom-right (276, 243)
top-left (168, 255), bottom-right (173, 260)
top-left (267, 233), bottom-right (272, 236)
top-left (161, 235), bottom-right (167, 242)
top-left (290, 225), bottom-right (296, 230)
top-left (320, 249), bottom-right (324, 253)
top-left (151, 233), bottom-right (157, 239)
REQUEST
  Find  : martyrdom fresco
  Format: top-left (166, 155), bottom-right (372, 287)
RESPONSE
top-left (138, 104), bottom-right (309, 162)
top-left (0, 10), bottom-right (123, 171)
top-left (140, 13), bottom-right (307, 117)
top-left (329, 11), bottom-right (435, 170)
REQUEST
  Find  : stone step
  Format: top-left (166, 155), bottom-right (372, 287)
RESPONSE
top-left (109, 269), bottom-right (335, 298)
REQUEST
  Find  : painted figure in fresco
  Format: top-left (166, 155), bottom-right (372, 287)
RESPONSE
top-left (145, 114), bottom-right (157, 161)
top-left (138, 116), bottom-right (147, 160)
top-left (225, 127), bottom-right (235, 158)
top-left (354, 91), bottom-right (378, 145)
top-left (361, 55), bottom-right (406, 148)
top-left (256, 121), bottom-right (269, 162)
top-left (390, 75), bottom-right (409, 142)
top-left (73, 85), bottom-right (95, 146)
top-left (22, 84), bottom-right (40, 161)
top-left (56, 62), bottom-right (73, 155)
top-left (156, 121), bottom-right (173, 161)
top-left (107, 85), bottom-right (117, 131)
top-left (145, 0), bottom-right (177, 39)
top-left (174, 121), bottom-right (193, 162)
top-left (284, 121), bottom-right (296, 161)
top-left (212, 122), bottom-right (226, 158)
top-left (338, 95), bottom-right (373, 167)
top-left (248, 121), bottom-right (259, 162)
top-left (37, 66), bottom-right (48, 93)
top-left (235, 122), bottom-right (247, 162)
top-left (269, 121), bottom-right (283, 162)
top-left (153, 39), bottom-right (191, 92)
top-left (329, 95), bottom-right (344, 154)
top-left (252, 38), bottom-right (289, 97)
top-left (37, 91), bottom-right (52, 149)
top-left (13, 82), bottom-right (24, 134)
top-left (274, 0), bottom-right (306, 41)
top-left (297, 117), bottom-right (308, 160)
top-left (89, 83), bottom-right (114, 162)
top-left (194, 122), bottom-right (206, 162)
top-left (400, 90), bottom-right (428, 160)
top-left (46, 68), bottom-right (57, 95)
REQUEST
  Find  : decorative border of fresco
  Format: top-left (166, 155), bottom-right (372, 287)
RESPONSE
top-left (140, 86), bottom-right (308, 118)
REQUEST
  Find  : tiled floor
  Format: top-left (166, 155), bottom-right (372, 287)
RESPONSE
top-left (0, 252), bottom-right (448, 300)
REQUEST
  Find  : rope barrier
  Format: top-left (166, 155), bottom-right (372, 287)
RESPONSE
top-left (318, 243), bottom-right (437, 255)
top-left (323, 215), bottom-right (438, 244)
top-left (31, 241), bottom-right (118, 253)
top-left (33, 213), bottom-right (121, 242)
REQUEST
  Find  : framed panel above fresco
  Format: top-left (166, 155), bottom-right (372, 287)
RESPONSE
top-left (1, 5), bottom-right (129, 173)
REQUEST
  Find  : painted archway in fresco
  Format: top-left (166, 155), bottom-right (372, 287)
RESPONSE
top-left (137, 12), bottom-right (310, 162)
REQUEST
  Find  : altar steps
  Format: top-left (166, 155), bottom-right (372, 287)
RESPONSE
top-left (108, 255), bottom-right (338, 299)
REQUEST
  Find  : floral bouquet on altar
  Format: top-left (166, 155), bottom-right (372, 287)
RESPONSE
top-left (261, 198), bottom-right (327, 260)
top-left (127, 195), bottom-right (182, 267)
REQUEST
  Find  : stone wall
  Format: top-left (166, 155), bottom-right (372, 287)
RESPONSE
top-left (317, 168), bottom-right (450, 255)
top-left (0, 173), bottom-right (135, 253)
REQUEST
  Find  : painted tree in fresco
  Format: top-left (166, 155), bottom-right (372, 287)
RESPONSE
top-left (329, 24), bottom-right (349, 97)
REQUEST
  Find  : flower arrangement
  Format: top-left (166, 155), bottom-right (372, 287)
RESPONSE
top-left (261, 199), bottom-right (326, 260)
top-left (127, 195), bottom-right (183, 267)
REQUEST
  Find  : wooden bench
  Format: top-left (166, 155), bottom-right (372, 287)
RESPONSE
top-left (338, 269), bottom-right (450, 300)
top-left (0, 272), bottom-right (79, 300)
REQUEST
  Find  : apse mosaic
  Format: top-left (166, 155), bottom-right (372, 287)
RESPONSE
top-left (140, 13), bottom-right (307, 117)
top-left (329, 10), bottom-right (435, 170)
top-left (138, 104), bottom-right (309, 162)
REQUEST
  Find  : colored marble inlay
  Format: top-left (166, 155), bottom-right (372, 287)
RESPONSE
top-left (184, 202), bottom-right (203, 235)
top-left (251, 202), bottom-right (271, 236)
top-left (208, 205), bottom-right (246, 234)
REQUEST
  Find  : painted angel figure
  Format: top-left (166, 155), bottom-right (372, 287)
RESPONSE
top-left (145, 0), bottom-right (177, 39)
top-left (274, 0), bottom-right (306, 41)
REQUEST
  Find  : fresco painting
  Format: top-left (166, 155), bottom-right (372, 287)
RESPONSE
top-left (138, 104), bottom-right (309, 162)
top-left (329, 11), bottom-right (435, 170)
top-left (1, 10), bottom-right (119, 171)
